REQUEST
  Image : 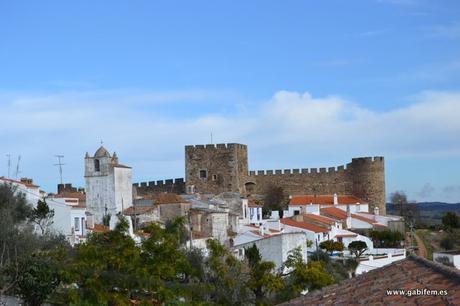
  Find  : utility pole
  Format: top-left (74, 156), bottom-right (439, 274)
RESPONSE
top-left (6, 154), bottom-right (11, 178)
top-left (54, 155), bottom-right (65, 185)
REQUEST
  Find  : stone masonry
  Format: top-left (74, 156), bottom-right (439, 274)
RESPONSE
top-left (185, 143), bottom-right (386, 215)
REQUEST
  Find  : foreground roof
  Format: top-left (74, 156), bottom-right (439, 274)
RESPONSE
top-left (278, 255), bottom-right (460, 305)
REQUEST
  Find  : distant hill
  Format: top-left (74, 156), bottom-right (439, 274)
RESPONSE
top-left (386, 202), bottom-right (460, 225)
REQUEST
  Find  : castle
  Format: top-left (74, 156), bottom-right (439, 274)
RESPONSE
top-left (135, 143), bottom-right (386, 215)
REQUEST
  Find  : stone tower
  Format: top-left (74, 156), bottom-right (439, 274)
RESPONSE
top-left (185, 143), bottom-right (248, 194)
top-left (85, 146), bottom-right (133, 223)
top-left (349, 157), bottom-right (386, 215)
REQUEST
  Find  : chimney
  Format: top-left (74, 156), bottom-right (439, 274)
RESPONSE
top-left (333, 193), bottom-right (338, 205)
top-left (374, 206), bottom-right (380, 216)
top-left (346, 204), bottom-right (352, 229)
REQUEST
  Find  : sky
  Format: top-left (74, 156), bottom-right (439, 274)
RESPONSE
top-left (1, 0), bottom-right (460, 202)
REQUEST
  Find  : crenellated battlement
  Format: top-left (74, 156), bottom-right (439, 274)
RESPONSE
top-left (248, 164), bottom-right (349, 176)
top-left (185, 143), bottom-right (247, 151)
top-left (134, 178), bottom-right (186, 195)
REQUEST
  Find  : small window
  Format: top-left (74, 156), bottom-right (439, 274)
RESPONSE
top-left (199, 170), bottom-right (207, 179)
top-left (74, 217), bottom-right (80, 231)
top-left (94, 159), bottom-right (100, 172)
top-left (294, 210), bottom-right (300, 215)
top-left (212, 174), bottom-right (217, 181)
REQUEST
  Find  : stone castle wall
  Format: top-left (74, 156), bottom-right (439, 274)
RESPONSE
top-left (184, 143), bottom-right (386, 215)
top-left (185, 143), bottom-right (248, 194)
top-left (133, 178), bottom-right (186, 195)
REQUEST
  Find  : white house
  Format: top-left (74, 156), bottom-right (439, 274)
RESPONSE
top-left (433, 250), bottom-right (460, 269)
top-left (233, 232), bottom-right (308, 270)
top-left (85, 146), bottom-right (133, 223)
top-left (0, 177), bottom-right (41, 207)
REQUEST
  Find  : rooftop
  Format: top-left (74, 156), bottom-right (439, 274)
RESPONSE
top-left (280, 218), bottom-right (329, 233)
top-left (279, 255), bottom-right (460, 305)
top-left (290, 195), bottom-right (366, 206)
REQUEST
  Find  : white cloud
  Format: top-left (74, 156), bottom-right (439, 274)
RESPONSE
top-left (1, 89), bottom-right (460, 191)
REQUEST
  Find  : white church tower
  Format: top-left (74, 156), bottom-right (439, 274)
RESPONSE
top-left (85, 146), bottom-right (133, 223)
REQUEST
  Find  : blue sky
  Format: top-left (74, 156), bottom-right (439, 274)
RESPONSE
top-left (1, 0), bottom-right (460, 202)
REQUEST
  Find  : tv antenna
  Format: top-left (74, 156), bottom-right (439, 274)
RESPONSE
top-left (6, 154), bottom-right (11, 178)
top-left (15, 155), bottom-right (21, 178)
top-left (54, 155), bottom-right (65, 185)
top-left (210, 132), bottom-right (213, 144)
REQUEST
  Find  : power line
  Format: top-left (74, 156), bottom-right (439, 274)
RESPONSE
top-left (54, 155), bottom-right (65, 185)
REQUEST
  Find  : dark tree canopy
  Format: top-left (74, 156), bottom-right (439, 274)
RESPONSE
top-left (442, 211), bottom-right (459, 231)
top-left (348, 241), bottom-right (368, 258)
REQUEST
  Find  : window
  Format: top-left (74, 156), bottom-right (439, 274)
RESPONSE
top-left (212, 174), bottom-right (217, 181)
top-left (199, 170), bottom-right (207, 179)
top-left (294, 210), bottom-right (300, 215)
top-left (94, 159), bottom-right (100, 172)
top-left (74, 217), bottom-right (80, 231)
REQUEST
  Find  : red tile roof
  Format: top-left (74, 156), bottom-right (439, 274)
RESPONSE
top-left (123, 206), bottom-right (156, 215)
top-left (320, 207), bottom-right (348, 220)
top-left (50, 191), bottom-right (86, 201)
top-left (335, 234), bottom-right (358, 238)
top-left (281, 218), bottom-right (329, 233)
top-left (92, 224), bottom-right (109, 233)
top-left (290, 195), bottom-right (366, 206)
top-left (143, 193), bottom-right (189, 205)
top-left (279, 255), bottom-right (460, 305)
top-left (248, 199), bottom-right (263, 207)
top-left (303, 213), bottom-right (337, 225)
top-left (0, 176), bottom-right (40, 188)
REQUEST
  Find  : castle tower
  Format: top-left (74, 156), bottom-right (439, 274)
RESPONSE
top-left (350, 157), bottom-right (386, 215)
top-left (185, 143), bottom-right (248, 194)
top-left (85, 146), bottom-right (133, 223)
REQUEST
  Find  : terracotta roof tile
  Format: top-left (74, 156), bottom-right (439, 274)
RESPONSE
top-left (303, 213), bottom-right (337, 225)
top-left (278, 255), bottom-right (460, 305)
top-left (320, 207), bottom-right (348, 220)
top-left (290, 195), bottom-right (366, 206)
top-left (143, 193), bottom-right (189, 205)
top-left (280, 218), bottom-right (329, 233)
top-left (123, 206), bottom-right (156, 215)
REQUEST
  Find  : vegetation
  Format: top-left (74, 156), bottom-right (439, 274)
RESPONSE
top-left (1, 183), bottom-right (369, 305)
top-left (348, 241), bottom-right (368, 258)
top-left (319, 240), bottom-right (344, 255)
top-left (442, 211), bottom-right (459, 231)
top-left (369, 230), bottom-right (404, 248)
top-left (390, 191), bottom-right (419, 227)
top-left (263, 185), bottom-right (288, 218)
top-left (30, 199), bottom-right (55, 235)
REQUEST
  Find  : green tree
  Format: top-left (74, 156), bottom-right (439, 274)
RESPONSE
top-left (319, 240), bottom-right (344, 255)
top-left (244, 244), bottom-right (284, 305)
top-left (442, 212), bottom-right (459, 231)
top-left (440, 236), bottom-right (455, 250)
top-left (263, 185), bottom-right (288, 218)
top-left (63, 216), bottom-right (144, 306)
top-left (278, 247), bottom-right (333, 302)
top-left (16, 254), bottom-right (60, 306)
top-left (203, 239), bottom-right (251, 305)
top-left (30, 199), bottom-right (55, 235)
top-left (348, 241), bottom-right (368, 258)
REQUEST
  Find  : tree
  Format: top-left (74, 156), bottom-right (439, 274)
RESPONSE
top-left (390, 191), bottom-right (419, 226)
top-left (63, 216), bottom-right (145, 305)
top-left (202, 239), bottom-right (251, 305)
top-left (442, 212), bottom-right (459, 231)
top-left (263, 185), bottom-right (288, 218)
top-left (279, 247), bottom-right (333, 301)
top-left (16, 254), bottom-right (60, 306)
top-left (244, 244), bottom-right (284, 304)
top-left (440, 236), bottom-right (455, 250)
top-left (369, 230), bottom-right (404, 248)
top-left (348, 241), bottom-right (368, 258)
top-left (319, 240), bottom-right (344, 255)
top-left (30, 199), bottom-right (55, 235)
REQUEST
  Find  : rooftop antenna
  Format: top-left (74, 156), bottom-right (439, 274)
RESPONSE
top-left (54, 155), bottom-right (65, 185)
top-left (210, 132), bottom-right (213, 144)
top-left (6, 154), bottom-right (11, 178)
top-left (15, 155), bottom-right (21, 179)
